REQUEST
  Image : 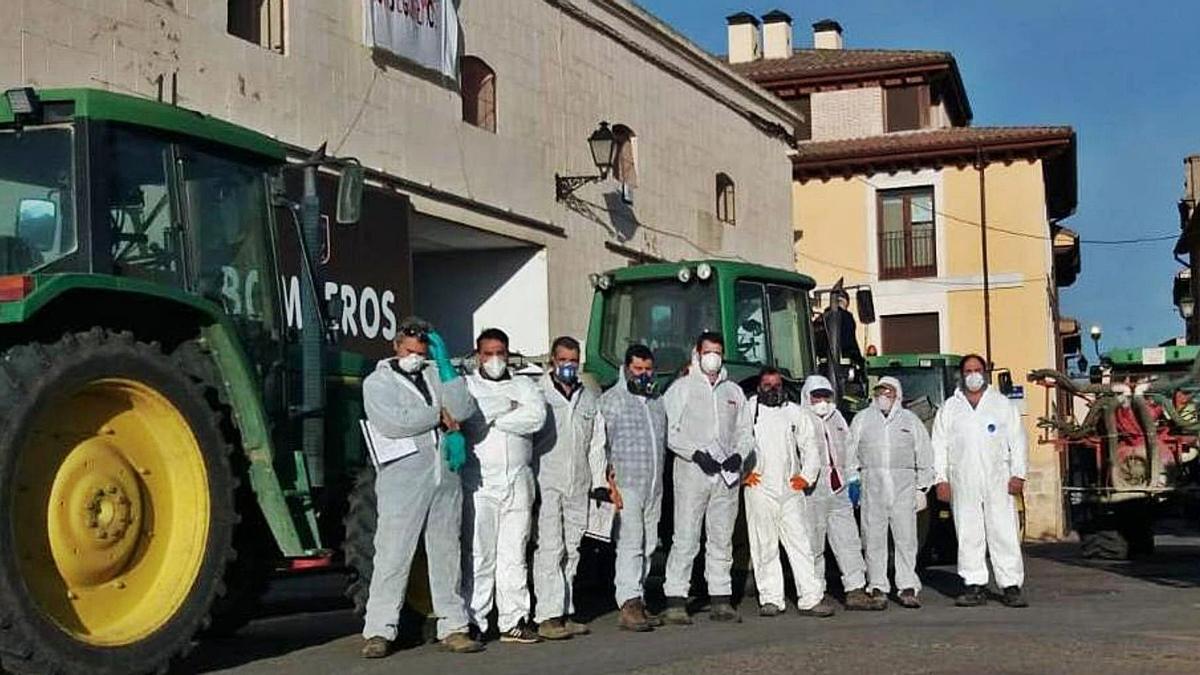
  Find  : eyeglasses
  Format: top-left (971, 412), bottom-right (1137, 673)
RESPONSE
top-left (399, 325), bottom-right (428, 338)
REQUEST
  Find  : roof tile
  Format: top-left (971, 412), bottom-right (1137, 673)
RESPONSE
top-left (729, 48), bottom-right (954, 81)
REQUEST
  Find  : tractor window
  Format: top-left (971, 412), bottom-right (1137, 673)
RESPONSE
top-left (106, 129), bottom-right (184, 286)
top-left (600, 279), bottom-right (718, 373)
top-left (766, 284), bottom-right (812, 378)
top-left (178, 147), bottom-right (277, 331)
top-left (0, 126), bottom-right (76, 275)
top-left (733, 281), bottom-right (768, 366)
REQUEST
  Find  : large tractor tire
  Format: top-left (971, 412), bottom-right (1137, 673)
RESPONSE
top-left (342, 468), bottom-right (432, 644)
top-left (1080, 529), bottom-right (1129, 560)
top-left (0, 330), bottom-right (236, 675)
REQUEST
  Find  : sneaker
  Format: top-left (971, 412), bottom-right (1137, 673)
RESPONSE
top-left (440, 631), bottom-right (485, 654)
top-left (796, 598), bottom-right (836, 618)
top-left (709, 596), bottom-right (742, 623)
top-left (1001, 586), bottom-right (1029, 608)
top-left (844, 588), bottom-right (875, 611)
top-left (898, 589), bottom-right (921, 609)
top-left (758, 603), bottom-right (783, 617)
top-left (361, 636), bottom-right (391, 659)
top-left (500, 620), bottom-right (542, 644)
top-left (955, 585), bottom-right (988, 607)
top-left (618, 598), bottom-right (652, 632)
top-left (565, 618), bottom-right (591, 636)
top-left (537, 617), bottom-right (573, 641)
top-left (660, 597), bottom-right (693, 625)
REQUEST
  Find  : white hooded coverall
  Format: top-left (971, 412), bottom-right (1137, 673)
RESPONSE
top-left (801, 375), bottom-right (867, 592)
top-left (744, 395), bottom-right (825, 610)
top-left (662, 358), bottom-right (754, 600)
top-left (462, 371), bottom-right (548, 632)
top-left (849, 376), bottom-right (935, 595)
top-left (361, 359), bottom-right (478, 642)
top-left (531, 374), bottom-right (606, 623)
top-left (932, 387), bottom-right (1027, 588)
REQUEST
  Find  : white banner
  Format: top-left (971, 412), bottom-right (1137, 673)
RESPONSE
top-left (363, 0), bottom-right (459, 80)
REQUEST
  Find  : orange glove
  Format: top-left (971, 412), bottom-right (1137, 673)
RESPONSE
top-left (607, 468), bottom-right (625, 511)
top-left (743, 471), bottom-right (762, 487)
top-left (790, 474), bottom-right (810, 491)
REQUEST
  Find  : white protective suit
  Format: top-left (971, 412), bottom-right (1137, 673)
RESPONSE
top-left (932, 386), bottom-right (1027, 588)
top-left (744, 395), bottom-right (825, 610)
top-left (849, 376), bottom-right (935, 595)
top-left (531, 374), bottom-right (606, 623)
top-left (662, 356), bottom-right (754, 600)
top-left (800, 375), bottom-right (867, 592)
top-left (361, 358), bottom-right (478, 642)
top-left (462, 371), bottom-right (548, 632)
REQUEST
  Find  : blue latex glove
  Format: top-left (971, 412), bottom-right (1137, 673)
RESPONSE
top-left (442, 429), bottom-right (467, 472)
top-left (847, 478), bottom-right (862, 507)
top-left (427, 330), bottom-right (458, 382)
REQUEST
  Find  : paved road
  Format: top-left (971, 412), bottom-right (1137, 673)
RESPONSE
top-left (179, 538), bottom-right (1200, 675)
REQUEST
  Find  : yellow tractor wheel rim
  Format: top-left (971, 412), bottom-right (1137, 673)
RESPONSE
top-left (12, 378), bottom-right (210, 646)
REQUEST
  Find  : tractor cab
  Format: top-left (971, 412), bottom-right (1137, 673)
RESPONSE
top-left (867, 353), bottom-right (962, 429)
top-left (584, 260), bottom-right (818, 393)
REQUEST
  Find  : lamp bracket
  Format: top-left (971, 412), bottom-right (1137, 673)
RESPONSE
top-left (555, 173), bottom-right (604, 201)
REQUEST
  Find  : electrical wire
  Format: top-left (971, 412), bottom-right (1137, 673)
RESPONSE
top-left (852, 176), bottom-right (1178, 246)
top-left (794, 249), bottom-right (1046, 288)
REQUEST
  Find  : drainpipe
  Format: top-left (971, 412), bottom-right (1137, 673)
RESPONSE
top-left (976, 146), bottom-right (993, 366)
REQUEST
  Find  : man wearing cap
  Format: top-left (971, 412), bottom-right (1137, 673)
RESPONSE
top-left (849, 376), bottom-right (935, 608)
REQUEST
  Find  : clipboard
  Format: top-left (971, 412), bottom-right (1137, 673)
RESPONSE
top-left (359, 419), bottom-right (420, 469)
top-left (584, 500), bottom-right (617, 543)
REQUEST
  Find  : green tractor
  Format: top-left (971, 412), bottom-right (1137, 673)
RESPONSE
top-left (0, 88), bottom-right (388, 674)
top-left (583, 260), bottom-right (821, 391)
top-left (1031, 344), bottom-right (1200, 559)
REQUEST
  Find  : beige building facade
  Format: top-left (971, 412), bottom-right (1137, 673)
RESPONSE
top-left (730, 12), bottom-right (1080, 539)
top-left (1, 0), bottom-right (800, 355)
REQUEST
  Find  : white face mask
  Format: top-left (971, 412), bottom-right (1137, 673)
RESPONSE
top-left (700, 351), bottom-right (723, 374)
top-left (811, 400), bottom-right (834, 417)
top-left (397, 353), bottom-right (425, 373)
top-left (875, 396), bottom-right (894, 413)
top-left (965, 372), bottom-right (986, 392)
top-left (482, 355), bottom-right (508, 379)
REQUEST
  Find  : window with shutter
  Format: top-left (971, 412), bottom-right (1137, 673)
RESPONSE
top-left (885, 85), bottom-right (928, 132)
top-left (461, 56), bottom-right (497, 133)
top-left (878, 187), bottom-right (937, 279)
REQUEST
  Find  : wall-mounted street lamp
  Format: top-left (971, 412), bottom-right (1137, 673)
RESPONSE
top-left (555, 121), bottom-right (617, 201)
top-left (1089, 324), bottom-right (1103, 360)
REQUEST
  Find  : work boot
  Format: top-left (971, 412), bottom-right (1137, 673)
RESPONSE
top-left (537, 617), bottom-right (573, 641)
top-left (844, 588), bottom-right (875, 611)
top-left (796, 598), bottom-right (837, 618)
top-left (955, 585), bottom-right (988, 607)
top-left (644, 608), bottom-right (664, 628)
top-left (361, 636), bottom-right (391, 659)
top-left (565, 617), bottom-right (591, 636)
top-left (865, 589), bottom-right (889, 610)
top-left (758, 603), bottom-right (783, 618)
top-left (618, 598), bottom-right (652, 632)
top-left (440, 631), bottom-right (485, 654)
top-left (500, 619), bottom-right (542, 644)
top-left (898, 589), bottom-right (921, 609)
top-left (660, 596), bottom-right (693, 625)
top-left (1001, 586), bottom-right (1029, 608)
top-left (708, 596), bottom-right (741, 623)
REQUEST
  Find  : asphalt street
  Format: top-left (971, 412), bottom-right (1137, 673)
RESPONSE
top-left (179, 538), bottom-right (1200, 675)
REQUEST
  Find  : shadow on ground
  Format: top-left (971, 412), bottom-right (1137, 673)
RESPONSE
top-left (1026, 538), bottom-right (1200, 589)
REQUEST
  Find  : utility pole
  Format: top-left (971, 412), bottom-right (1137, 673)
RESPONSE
top-left (977, 146), bottom-right (993, 367)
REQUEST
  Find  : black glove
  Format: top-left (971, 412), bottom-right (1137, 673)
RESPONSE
top-left (692, 451), bottom-right (721, 475)
top-left (589, 487), bottom-right (613, 503)
top-left (721, 453), bottom-right (743, 473)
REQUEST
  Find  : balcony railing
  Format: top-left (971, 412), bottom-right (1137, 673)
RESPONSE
top-left (880, 225), bottom-right (936, 279)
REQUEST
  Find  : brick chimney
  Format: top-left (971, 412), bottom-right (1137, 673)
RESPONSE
top-left (761, 10), bottom-right (792, 60)
top-left (726, 12), bottom-right (761, 64)
top-left (812, 19), bottom-right (844, 50)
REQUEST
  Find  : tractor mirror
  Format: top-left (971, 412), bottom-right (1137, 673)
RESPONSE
top-left (335, 164), bottom-right (364, 225)
top-left (855, 288), bottom-right (876, 324)
top-left (997, 370), bottom-right (1014, 396)
top-left (16, 198), bottom-right (58, 252)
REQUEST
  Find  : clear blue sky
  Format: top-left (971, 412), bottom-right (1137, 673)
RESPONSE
top-left (638, 0), bottom-right (1200, 351)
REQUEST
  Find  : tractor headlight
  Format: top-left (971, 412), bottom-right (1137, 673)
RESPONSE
top-left (596, 274), bottom-right (612, 291)
top-left (696, 262), bottom-right (713, 280)
top-left (676, 266), bottom-right (692, 283)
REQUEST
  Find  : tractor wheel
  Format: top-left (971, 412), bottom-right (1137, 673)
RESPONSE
top-left (343, 469), bottom-right (378, 617)
top-left (342, 468), bottom-right (433, 643)
top-left (1080, 529), bottom-right (1128, 560)
top-left (0, 330), bottom-right (236, 675)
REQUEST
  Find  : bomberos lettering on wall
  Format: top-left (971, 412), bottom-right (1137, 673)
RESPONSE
top-left (362, 0), bottom-right (459, 79)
